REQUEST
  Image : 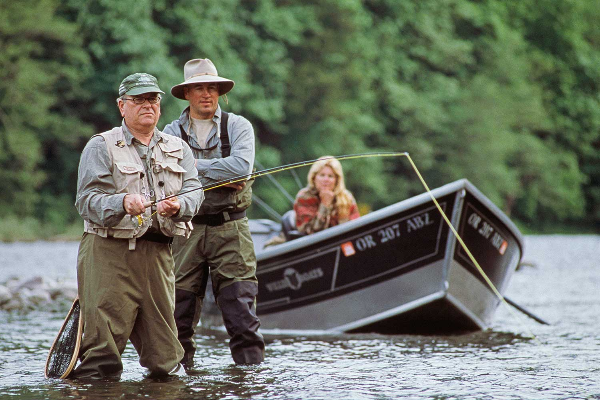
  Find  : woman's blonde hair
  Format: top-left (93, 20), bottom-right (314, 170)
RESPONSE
top-left (307, 156), bottom-right (354, 218)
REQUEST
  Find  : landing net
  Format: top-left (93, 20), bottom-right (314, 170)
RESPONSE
top-left (45, 298), bottom-right (82, 379)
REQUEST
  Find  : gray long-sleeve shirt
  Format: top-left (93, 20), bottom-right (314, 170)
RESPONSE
top-left (75, 121), bottom-right (203, 227)
top-left (162, 106), bottom-right (255, 185)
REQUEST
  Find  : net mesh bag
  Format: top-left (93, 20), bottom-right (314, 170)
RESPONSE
top-left (45, 299), bottom-right (81, 378)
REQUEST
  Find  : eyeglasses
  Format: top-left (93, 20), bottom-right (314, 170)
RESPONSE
top-left (121, 95), bottom-right (162, 105)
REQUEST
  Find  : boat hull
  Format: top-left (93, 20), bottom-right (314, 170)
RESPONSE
top-left (252, 179), bottom-right (523, 334)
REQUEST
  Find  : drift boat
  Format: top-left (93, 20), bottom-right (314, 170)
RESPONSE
top-left (252, 179), bottom-right (524, 334)
top-left (206, 179), bottom-right (524, 335)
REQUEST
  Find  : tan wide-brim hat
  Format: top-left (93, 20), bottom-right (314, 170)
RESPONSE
top-left (171, 58), bottom-right (235, 100)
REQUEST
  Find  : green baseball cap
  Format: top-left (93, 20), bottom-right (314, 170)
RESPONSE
top-left (118, 73), bottom-right (165, 96)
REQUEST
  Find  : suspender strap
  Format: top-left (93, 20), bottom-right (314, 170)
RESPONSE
top-left (179, 124), bottom-right (190, 145)
top-left (220, 111), bottom-right (230, 157)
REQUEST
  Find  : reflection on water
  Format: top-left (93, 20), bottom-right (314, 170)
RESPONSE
top-left (0, 236), bottom-right (599, 399)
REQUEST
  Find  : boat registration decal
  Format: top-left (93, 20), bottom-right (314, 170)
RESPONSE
top-left (341, 241), bottom-right (356, 257)
top-left (378, 223), bottom-right (401, 243)
top-left (352, 213), bottom-right (433, 254)
top-left (467, 211), bottom-right (508, 255)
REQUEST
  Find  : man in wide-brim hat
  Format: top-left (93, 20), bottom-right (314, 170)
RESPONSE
top-left (170, 58), bottom-right (234, 100)
top-left (163, 58), bottom-right (265, 368)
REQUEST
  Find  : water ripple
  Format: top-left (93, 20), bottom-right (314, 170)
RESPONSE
top-left (0, 236), bottom-right (599, 399)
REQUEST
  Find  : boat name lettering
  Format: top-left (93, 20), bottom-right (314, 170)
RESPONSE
top-left (406, 213), bottom-right (433, 233)
top-left (467, 211), bottom-right (508, 255)
top-left (265, 267), bottom-right (324, 292)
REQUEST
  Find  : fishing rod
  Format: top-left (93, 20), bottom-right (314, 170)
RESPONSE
top-left (47, 151), bottom-right (552, 381)
top-left (143, 152), bottom-right (408, 207)
top-left (504, 296), bottom-right (550, 325)
top-left (404, 154), bottom-right (547, 342)
top-left (142, 150), bottom-right (549, 336)
top-left (255, 160), bottom-right (295, 205)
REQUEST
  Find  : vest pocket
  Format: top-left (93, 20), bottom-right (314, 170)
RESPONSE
top-left (115, 162), bottom-right (144, 192)
top-left (158, 142), bottom-right (184, 160)
top-left (160, 162), bottom-right (187, 173)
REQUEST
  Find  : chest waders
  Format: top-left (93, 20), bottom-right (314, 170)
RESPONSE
top-left (174, 111), bottom-right (265, 367)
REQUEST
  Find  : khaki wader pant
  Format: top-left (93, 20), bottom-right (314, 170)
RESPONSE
top-left (73, 233), bottom-right (183, 379)
top-left (173, 217), bottom-right (265, 365)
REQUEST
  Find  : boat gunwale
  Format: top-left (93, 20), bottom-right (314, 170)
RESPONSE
top-left (257, 179), bottom-right (524, 261)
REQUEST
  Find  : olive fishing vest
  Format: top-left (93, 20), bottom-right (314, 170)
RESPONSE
top-left (84, 127), bottom-right (192, 249)
top-left (179, 111), bottom-right (254, 215)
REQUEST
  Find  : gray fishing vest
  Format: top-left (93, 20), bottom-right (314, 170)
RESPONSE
top-left (83, 127), bottom-right (192, 249)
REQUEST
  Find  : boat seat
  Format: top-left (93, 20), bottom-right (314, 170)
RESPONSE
top-left (281, 210), bottom-right (305, 241)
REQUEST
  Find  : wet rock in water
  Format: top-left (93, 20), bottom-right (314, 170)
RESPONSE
top-left (15, 276), bottom-right (45, 292)
top-left (21, 287), bottom-right (52, 306)
top-left (47, 280), bottom-right (78, 300)
top-left (0, 276), bottom-right (77, 312)
top-left (0, 285), bottom-right (11, 306)
top-left (2, 297), bottom-right (24, 312)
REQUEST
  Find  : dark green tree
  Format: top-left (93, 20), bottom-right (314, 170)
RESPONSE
top-left (503, 0), bottom-right (599, 227)
top-left (1, 0), bottom-right (598, 236)
top-left (363, 0), bottom-right (587, 227)
top-left (0, 0), bottom-right (92, 229)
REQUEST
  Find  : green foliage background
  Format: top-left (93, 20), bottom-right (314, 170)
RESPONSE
top-left (1, 0), bottom-right (598, 238)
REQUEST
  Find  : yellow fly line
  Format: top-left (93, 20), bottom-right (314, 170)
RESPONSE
top-left (404, 154), bottom-right (541, 344)
top-left (141, 151), bottom-right (539, 341)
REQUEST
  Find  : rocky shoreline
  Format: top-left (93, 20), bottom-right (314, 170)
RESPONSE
top-left (0, 276), bottom-right (77, 312)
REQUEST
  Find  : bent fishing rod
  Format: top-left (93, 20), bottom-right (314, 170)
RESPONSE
top-left (143, 151), bottom-right (408, 207)
top-left (141, 150), bottom-right (548, 336)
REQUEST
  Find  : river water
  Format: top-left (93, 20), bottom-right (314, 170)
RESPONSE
top-left (0, 235), bottom-right (598, 399)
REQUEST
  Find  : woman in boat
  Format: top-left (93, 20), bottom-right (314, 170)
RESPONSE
top-left (294, 156), bottom-right (360, 234)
